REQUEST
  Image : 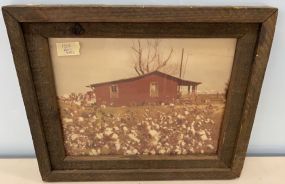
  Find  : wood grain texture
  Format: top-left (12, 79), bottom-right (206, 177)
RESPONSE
top-left (231, 11), bottom-right (278, 177)
top-left (2, 6), bottom-right (278, 181)
top-left (22, 22), bottom-right (250, 38)
top-left (218, 26), bottom-right (259, 167)
top-left (1, 157), bottom-right (285, 183)
top-left (47, 168), bottom-right (235, 181)
top-left (23, 34), bottom-right (66, 170)
top-left (2, 10), bottom-right (52, 180)
top-left (3, 6), bottom-right (276, 23)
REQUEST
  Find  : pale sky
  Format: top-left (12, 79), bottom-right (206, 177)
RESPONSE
top-left (49, 38), bottom-right (236, 96)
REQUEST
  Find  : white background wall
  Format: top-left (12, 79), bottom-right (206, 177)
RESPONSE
top-left (0, 0), bottom-right (284, 157)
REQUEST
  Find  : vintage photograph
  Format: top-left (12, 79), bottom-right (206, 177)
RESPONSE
top-left (49, 38), bottom-right (236, 156)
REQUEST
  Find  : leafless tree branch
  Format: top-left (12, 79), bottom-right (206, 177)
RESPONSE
top-left (131, 39), bottom-right (175, 76)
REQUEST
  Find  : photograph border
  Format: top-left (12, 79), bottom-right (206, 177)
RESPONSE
top-left (2, 6), bottom-right (277, 181)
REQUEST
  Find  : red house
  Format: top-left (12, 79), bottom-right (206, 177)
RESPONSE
top-left (87, 71), bottom-right (201, 106)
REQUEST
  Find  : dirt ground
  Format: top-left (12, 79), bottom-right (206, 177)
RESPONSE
top-left (58, 96), bottom-right (225, 156)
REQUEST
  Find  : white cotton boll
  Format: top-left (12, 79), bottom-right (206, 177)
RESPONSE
top-left (78, 117), bottom-right (84, 122)
top-left (79, 129), bottom-right (85, 133)
top-left (169, 103), bottom-right (175, 107)
top-left (155, 124), bottom-right (160, 129)
top-left (126, 150), bottom-right (133, 155)
top-left (63, 118), bottom-right (73, 123)
top-left (111, 133), bottom-right (118, 139)
top-left (200, 134), bottom-right (208, 141)
top-left (131, 130), bottom-right (136, 134)
top-left (184, 111), bottom-right (189, 115)
top-left (128, 133), bottom-right (140, 143)
top-left (159, 149), bottom-right (166, 154)
top-left (196, 115), bottom-right (201, 120)
top-left (104, 128), bottom-right (113, 136)
top-left (205, 130), bottom-right (210, 135)
top-left (166, 147), bottom-right (171, 153)
top-left (149, 129), bottom-right (160, 140)
top-left (177, 134), bottom-right (183, 140)
top-left (90, 149), bottom-right (98, 155)
top-left (123, 126), bottom-right (128, 132)
top-left (177, 114), bottom-right (185, 120)
top-left (113, 126), bottom-right (119, 131)
top-left (198, 130), bottom-right (206, 135)
top-left (97, 149), bottom-right (101, 154)
top-left (175, 148), bottom-right (182, 155)
top-left (143, 149), bottom-right (149, 154)
top-left (150, 150), bottom-right (156, 155)
top-left (146, 125), bottom-right (151, 130)
top-left (132, 149), bottom-right (138, 154)
top-left (157, 143), bottom-right (162, 149)
top-left (63, 94), bottom-right (69, 99)
top-left (115, 141), bottom-right (121, 151)
top-left (71, 134), bottom-right (79, 141)
top-left (207, 144), bottom-right (215, 150)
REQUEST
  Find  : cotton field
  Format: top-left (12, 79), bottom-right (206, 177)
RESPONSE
top-left (58, 95), bottom-right (224, 156)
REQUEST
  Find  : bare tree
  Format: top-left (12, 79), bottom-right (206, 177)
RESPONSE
top-left (131, 40), bottom-right (174, 76)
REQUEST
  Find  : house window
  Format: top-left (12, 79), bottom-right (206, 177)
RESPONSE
top-left (110, 85), bottom-right (119, 98)
top-left (150, 82), bottom-right (159, 97)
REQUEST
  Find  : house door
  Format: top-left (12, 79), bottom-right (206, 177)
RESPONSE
top-left (110, 84), bottom-right (119, 98)
top-left (150, 82), bottom-right (159, 97)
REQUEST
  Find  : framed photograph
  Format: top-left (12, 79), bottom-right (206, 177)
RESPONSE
top-left (3, 5), bottom-right (277, 181)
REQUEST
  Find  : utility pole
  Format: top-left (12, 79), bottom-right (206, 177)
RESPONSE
top-left (179, 48), bottom-right (184, 79)
top-left (178, 48), bottom-right (185, 96)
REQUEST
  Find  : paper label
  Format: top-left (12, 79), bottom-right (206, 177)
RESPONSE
top-left (56, 42), bottom-right (80, 56)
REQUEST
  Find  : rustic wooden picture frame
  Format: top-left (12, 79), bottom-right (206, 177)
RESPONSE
top-left (2, 5), bottom-right (277, 181)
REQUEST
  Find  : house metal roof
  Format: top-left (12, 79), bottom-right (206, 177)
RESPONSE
top-left (87, 71), bottom-right (201, 88)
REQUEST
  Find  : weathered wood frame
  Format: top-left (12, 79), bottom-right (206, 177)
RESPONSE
top-left (2, 6), bottom-right (277, 181)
